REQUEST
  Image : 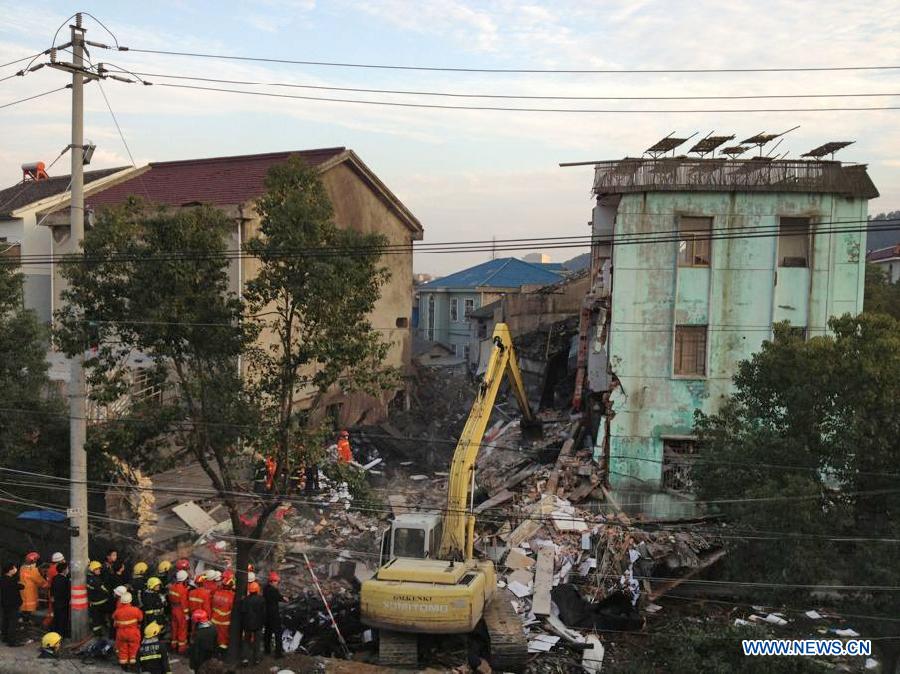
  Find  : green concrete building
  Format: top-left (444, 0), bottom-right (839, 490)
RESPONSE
top-left (581, 155), bottom-right (879, 516)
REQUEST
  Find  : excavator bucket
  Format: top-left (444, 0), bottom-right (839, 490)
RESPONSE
top-left (519, 417), bottom-right (543, 441)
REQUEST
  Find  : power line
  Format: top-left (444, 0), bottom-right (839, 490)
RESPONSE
top-left (2, 219), bottom-right (892, 267)
top-left (0, 53), bottom-right (43, 70)
top-left (0, 85), bottom-right (69, 110)
top-left (103, 67), bottom-right (900, 102)
top-left (112, 46), bottom-right (900, 75)
top-left (151, 81), bottom-right (900, 114)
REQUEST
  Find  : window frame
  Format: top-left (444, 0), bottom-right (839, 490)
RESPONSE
top-left (777, 216), bottom-right (811, 268)
top-left (673, 325), bottom-right (708, 377)
top-left (662, 438), bottom-right (697, 493)
top-left (677, 216), bottom-right (713, 268)
top-left (450, 298), bottom-right (459, 322)
top-left (464, 298), bottom-right (475, 318)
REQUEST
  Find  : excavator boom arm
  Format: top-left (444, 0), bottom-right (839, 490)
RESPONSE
top-left (438, 323), bottom-right (536, 560)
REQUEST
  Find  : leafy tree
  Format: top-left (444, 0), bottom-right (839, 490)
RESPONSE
top-left (618, 621), bottom-right (825, 673)
top-left (0, 257), bottom-right (67, 496)
top-left (865, 263), bottom-right (900, 320)
top-left (57, 159), bottom-right (396, 661)
top-left (694, 315), bottom-right (900, 672)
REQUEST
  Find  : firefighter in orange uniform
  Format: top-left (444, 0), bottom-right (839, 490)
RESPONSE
top-left (18, 552), bottom-right (47, 619)
top-left (188, 574), bottom-right (212, 629)
top-left (112, 591), bottom-right (143, 670)
top-left (43, 552), bottom-right (64, 627)
top-left (167, 569), bottom-right (190, 654)
top-left (210, 572), bottom-right (235, 654)
top-left (337, 430), bottom-right (352, 463)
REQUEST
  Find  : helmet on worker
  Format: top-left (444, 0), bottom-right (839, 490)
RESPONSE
top-left (175, 558), bottom-right (190, 571)
top-left (157, 560), bottom-right (172, 574)
top-left (51, 552), bottom-right (65, 563)
top-left (339, 429), bottom-right (349, 438)
top-left (120, 592), bottom-right (133, 605)
top-left (175, 570), bottom-right (188, 582)
top-left (268, 571), bottom-right (280, 583)
top-left (88, 560), bottom-right (102, 573)
top-left (133, 561), bottom-right (148, 575)
top-left (24, 551), bottom-right (39, 564)
top-left (146, 577), bottom-right (161, 591)
top-left (144, 622), bottom-right (162, 639)
top-left (192, 609), bottom-right (209, 623)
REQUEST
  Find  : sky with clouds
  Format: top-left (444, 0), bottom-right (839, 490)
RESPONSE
top-left (2, 0), bottom-right (899, 274)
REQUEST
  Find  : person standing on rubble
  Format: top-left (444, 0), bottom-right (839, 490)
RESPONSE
top-left (50, 561), bottom-right (70, 638)
top-left (141, 577), bottom-right (166, 632)
top-left (19, 551), bottom-right (47, 621)
top-left (168, 570), bottom-right (190, 654)
top-left (0, 561), bottom-right (23, 646)
top-left (210, 572), bottom-right (235, 656)
top-left (188, 575), bottom-right (212, 633)
top-left (337, 430), bottom-right (353, 463)
top-left (239, 581), bottom-right (266, 665)
top-left (112, 591), bottom-right (143, 670)
top-left (262, 571), bottom-right (287, 658)
top-left (188, 609), bottom-right (217, 672)
top-left (87, 560), bottom-right (110, 637)
top-left (131, 562), bottom-right (148, 609)
top-left (136, 621), bottom-right (171, 674)
top-left (43, 552), bottom-right (64, 628)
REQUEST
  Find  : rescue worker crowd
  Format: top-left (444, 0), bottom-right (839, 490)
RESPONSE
top-left (1, 549), bottom-right (288, 672)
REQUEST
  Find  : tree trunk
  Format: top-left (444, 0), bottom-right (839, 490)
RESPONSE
top-left (225, 538), bottom-right (253, 665)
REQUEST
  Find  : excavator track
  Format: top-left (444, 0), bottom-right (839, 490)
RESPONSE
top-left (484, 595), bottom-right (528, 672)
top-left (378, 629), bottom-right (419, 668)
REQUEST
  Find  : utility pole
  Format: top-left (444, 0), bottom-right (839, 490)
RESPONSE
top-left (49, 13), bottom-right (91, 640)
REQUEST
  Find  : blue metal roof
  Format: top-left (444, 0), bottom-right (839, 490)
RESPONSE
top-left (422, 257), bottom-right (564, 290)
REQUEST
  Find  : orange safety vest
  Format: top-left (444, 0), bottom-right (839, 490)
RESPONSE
top-left (337, 438), bottom-right (352, 463)
top-left (168, 582), bottom-right (189, 613)
top-left (210, 589), bottom-right (234, 625)
top-left (188, 586), bottom-right (212, 618)
top-left (19, 564), bottom-right (47, 612)
top-left (112, 604), bottom-right (144, 632)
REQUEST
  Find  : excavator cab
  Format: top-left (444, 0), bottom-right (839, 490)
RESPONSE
top-left (380, 512), bottom-right (443, 564)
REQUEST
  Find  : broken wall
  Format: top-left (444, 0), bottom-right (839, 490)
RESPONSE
top-left (602, 190), bottom-right (867, 515)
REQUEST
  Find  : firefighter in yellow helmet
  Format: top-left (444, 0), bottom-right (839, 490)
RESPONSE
top-left (39, 631), bottom-right (62, 659)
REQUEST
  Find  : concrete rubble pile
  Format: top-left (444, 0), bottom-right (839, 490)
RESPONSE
top-left (470, 416), bottom-right (725, 673)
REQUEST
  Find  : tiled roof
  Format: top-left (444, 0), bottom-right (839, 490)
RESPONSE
top-left (0, 167), bottom-right (129, 218)
top-left (421, 257), bottom-right (564, 290)
top-left (86, 148), bottom-right (347, 209)
top-left (867, 244), bottom-right (900, 262)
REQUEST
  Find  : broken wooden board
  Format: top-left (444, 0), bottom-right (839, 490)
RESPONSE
top-left (504, 519), bottom-right (542, 548)
top-left (172, 501), bottom-right (217, 534)
top-left (532, 546), bottom-right (555, 616)
top-left (498, 463), bottom-right (540, 493)
top-left (474, 488), bottom-right (514, 514)
top-left (568, 478), bottom-right (600, 503)
top-left (504, 548), bottom-right (535, 571)
top-left (545, 438), bottom-right (575, 494)
top-left (648, 548), bottom-right (727, 601)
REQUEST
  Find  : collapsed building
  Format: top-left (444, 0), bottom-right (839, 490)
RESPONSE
top-left (568, 134), bottom-right (878, 517)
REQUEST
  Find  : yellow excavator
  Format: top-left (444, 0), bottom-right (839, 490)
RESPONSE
top-left (360, 323), bottom-right (540, 670)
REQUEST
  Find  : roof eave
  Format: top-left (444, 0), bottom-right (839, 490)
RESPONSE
top-left (14, 166), bottom-right (146, 219)
top-left (319, 149), bottom-right (424, 239)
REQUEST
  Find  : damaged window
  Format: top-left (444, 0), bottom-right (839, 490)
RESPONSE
top-left (677, 216), bottom-right (712, 267)
top-left (673, 325), bottom-right (707, 376)
top-left (662, 439), bottom-right (697, 493)
top-left (450, 298), bottom-right (459, 322)
top-left (778, 217), bottom-right (811, 267)
top-left (464, 298), bottom-right (475, 317)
